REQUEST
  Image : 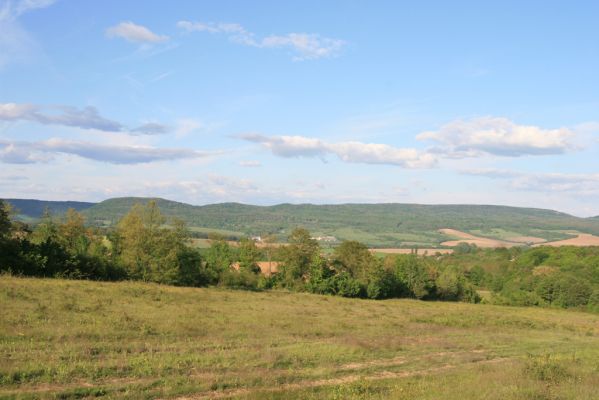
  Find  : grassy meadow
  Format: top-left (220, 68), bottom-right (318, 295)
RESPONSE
top-left (1, 276), bottom-right (599, 400)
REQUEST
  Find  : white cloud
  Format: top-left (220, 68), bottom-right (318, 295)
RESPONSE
top-left (242, 134), bottom-right (328, 158)
top-left (177, 20), bottom-right (345, 60)
top-left (459, 168), bottom-right (521, 179)
top-left (240, 134), bottom-right (436, 168)
top-left (176, 21), bottom-right (247, 35)
top-left (511, 173), bottom-right (599, 197)
top-left (106, 21), bottom-right (169, 44)
top-left (418, 116), bottom-right (575, 157)
top-left (330, 141), bottom-right (436, 168)
top-left (0, 102), bottom-right (37, 119)
top-left (460, 168), bottom-right (599, 198)
top-left (259, 33), bottom-right (345, 61)
top-left (0, 138), bottom-right (213, 164)
top-left (10, 0), bottom-right (55, 17)
top-left (0, 102), bottom-right (124, 131)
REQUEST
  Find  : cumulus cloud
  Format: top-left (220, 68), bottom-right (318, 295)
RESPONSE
top-left (177, 20), bottom-right (345, 60)
top-left (0, 138), bottom-right (212, 164)
top-left (106, 21), bottom-right (169, 44)
top-left (417, 117), bottom-right (575, 157)
top-left (330, 141), bottom-right (436, 168)
top-left (240, 134), bottom-right (436, 168)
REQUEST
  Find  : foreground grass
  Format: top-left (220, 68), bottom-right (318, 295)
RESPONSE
top-left (1, 277), bottom-right (598, 399)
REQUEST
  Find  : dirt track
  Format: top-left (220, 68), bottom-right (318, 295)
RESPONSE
top-left (172, 350), bottom-right (511, 400)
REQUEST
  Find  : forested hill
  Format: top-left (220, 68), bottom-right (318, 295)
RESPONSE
top-left (3, 199), bottom-right (95, 220)
top-left (5, 196), bottom-right (599, 246)
top-left (82, 197), bottom-right (599, 245)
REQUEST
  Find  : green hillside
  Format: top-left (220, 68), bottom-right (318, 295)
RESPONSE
top-left (3, 198), bottom-right (95, 221)
top-left (81, 197), bottom-right (599, 247)
top-left (6, 196), bottom-right (599, 247)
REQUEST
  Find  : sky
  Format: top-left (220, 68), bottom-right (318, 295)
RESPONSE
top-left (0, 0), bottom-right (598, 216)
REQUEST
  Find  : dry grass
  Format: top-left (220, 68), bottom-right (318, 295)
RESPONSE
top-left (1, 276), bottom-right (598, 399)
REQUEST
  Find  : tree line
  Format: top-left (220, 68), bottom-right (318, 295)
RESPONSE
top-left (2, 199), bottom-right (598, 310)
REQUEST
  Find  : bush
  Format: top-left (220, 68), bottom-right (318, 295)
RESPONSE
top-left (219, 269), bottom-right (259, 290)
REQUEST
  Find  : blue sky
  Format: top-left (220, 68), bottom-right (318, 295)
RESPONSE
top-left (1, 0), bottom-right (598, 216)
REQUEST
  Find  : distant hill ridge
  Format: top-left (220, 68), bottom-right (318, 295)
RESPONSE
top-left (4, 196), bottom-right (599, 246)
top-left (3, 198), bottom-right (95, 219)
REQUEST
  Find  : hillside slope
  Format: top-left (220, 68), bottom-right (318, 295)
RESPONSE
top-left (1, 276), bottom-right (598, 399)
top-left (3, 198), bottom-right (95, 220)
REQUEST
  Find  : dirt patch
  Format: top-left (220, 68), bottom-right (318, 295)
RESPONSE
top-left (439, 228), bottom-right (518, 248)
top-left (369, 248), bottom-right (453, 255)
top-left (535, 233), bottom-right (599, 247)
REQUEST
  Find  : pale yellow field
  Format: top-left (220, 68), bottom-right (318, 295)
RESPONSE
top-left (439, 228), bottom-right (518, 248)
top-left (536, 233), bottom-right (599, 247)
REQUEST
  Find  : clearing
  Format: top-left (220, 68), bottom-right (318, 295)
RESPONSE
top-left (1, 276), bottom-right (598, 399)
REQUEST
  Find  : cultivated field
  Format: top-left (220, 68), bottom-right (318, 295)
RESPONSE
top-left (539, 233), bottom-right (599, 247)
top-left (439, 228), bottom-right (599, 249)
top-left (438, 228), bottom-right (518, 248)
top-left (1, 276), bottom-right (598, 399)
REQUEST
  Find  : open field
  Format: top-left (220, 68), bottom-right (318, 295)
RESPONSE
top-left (1, 276), bottom-right (599, 399)
top-left (539, 233), bottom-right (599, 247)
top-left (438, 228), bottom-right (519, 248)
